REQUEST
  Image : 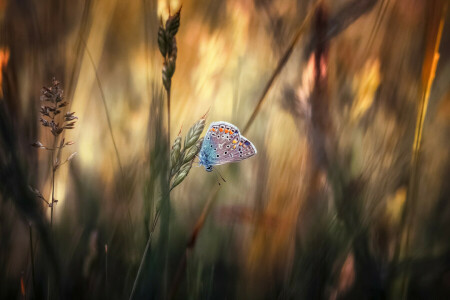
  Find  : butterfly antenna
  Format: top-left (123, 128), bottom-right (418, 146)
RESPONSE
top-left (213, 167), bottom-right (227, 183)
top-left (212, 171), bottom-right (221, 186)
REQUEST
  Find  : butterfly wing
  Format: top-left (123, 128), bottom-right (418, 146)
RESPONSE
top-left (200, 121), bottom-right (241, 167)
top-left (200, 121), bottom-right (257, 166)
top-left (212, 135), bottom-right (257, 165)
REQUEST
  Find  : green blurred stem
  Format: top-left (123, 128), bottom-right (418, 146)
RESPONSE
top-left (105, 245), bottom-right (108, 298)
top-left (129, 137), bottom-right (177, 299)
top-left (168, 185), bottom-right (221, 300)
top-left (129, 58), bottom-right (173, 300)
top-left (128, 203), bottom-right (162, 300)
top-left (162, 56), bottom-right (173, 300)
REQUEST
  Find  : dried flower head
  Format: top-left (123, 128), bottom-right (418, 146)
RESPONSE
top-left (31, 78), bottom-right (78, 207)
top-left (38, 78), bottom-right (78, 137)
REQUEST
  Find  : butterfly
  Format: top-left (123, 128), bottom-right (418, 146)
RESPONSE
top-left (199, 121), bottom-right (257, 172)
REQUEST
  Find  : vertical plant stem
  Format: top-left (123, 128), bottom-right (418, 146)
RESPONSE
top-left (29, 224), bottom-right (37, 300)
top-left (47, 99), bottom-right (57, 300)
top-left (242, 0), bottom-right (319, 134)
top-left (164, 73), bottom-right (172, 300)
top-left (47, 150), bottom-right (55, 300)
top-left (168, 185), bottom-right (221, 300)
top-left (128, 205), bottom-right (162, 300)
top-left (167, 89), bottom-right (171, 152)
top-left (392, 2), bottom-right (447, 298)
top-left (82, 41), bottom-right (124, 176)
top-left (105, 244), bottom-right (108, 298)
top-left (51, 150), bottom-right (55, 227)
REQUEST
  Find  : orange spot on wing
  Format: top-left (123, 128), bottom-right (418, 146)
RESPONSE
top-left (233, 145), bottom-right (237, 149)
top-left (239, 142), bottom-right (242, 146)
top-left (225, 129), bottom-right (229, 133)
top-left (232, 139), bottom-right (238, 144)
top-left (219, 128), bottom-right (224, 132)
top-left (212, 128), bottom-right (216, 132)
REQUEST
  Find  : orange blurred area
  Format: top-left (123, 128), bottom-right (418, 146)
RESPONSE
top-left (0, 48), bottom-right (9, 98)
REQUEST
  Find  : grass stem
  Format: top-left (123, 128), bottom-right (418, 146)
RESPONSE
top-left (243, 1), bottom-right (320, 134)
top-left (391, 2), bottom-right (447, 298)
top-left (128, 209), bottom-right (161, 300)
top-left (168, 185), bottom-right (221, 300)
top-left (105, 244), bottom-right (108, 298)
top-left (29, 224), bottom-right (37, 300)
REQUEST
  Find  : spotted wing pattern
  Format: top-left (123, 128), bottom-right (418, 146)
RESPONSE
top-left (199, 121), bottom-right (257, 167)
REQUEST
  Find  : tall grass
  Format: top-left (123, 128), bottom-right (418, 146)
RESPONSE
top-left (0, 0), bottom-right (449, 299)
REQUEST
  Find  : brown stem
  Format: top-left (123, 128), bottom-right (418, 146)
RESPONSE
top-left (51, 152), bottom-right (55, 227)
top-left (47, 95), bottom-right (58, 300)
top-left (242, 1), bottom-right (320, 134)
top-left (391, 2), bottom-right (447, 298)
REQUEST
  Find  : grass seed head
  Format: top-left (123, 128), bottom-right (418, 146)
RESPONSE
top-left (170, 135), bottom-right (182, 170)
top-left (184, 118), bottom-right (205, 149)
top-left (183, 137), bottom-right (203, 164)
top-left (170, 161), bottom-right (192, 190)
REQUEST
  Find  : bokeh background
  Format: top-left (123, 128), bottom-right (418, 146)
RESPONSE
top-left (0, 0), bottom-right (449, 299)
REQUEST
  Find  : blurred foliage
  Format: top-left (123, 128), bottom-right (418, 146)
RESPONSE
top-left (0, 0), bottom-right (449, 299)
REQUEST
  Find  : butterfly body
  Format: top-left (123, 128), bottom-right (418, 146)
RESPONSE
top-left (199, 121), bottom-right (257, 172)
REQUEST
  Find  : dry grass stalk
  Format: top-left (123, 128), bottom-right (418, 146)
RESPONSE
top-left (392, 2), bottom-right (447, 297)
top-left (31, 78), bottom-right (78, 221)
top-left (243, 0), bottom-right (320, 134)
top-left (30, 78), bottom-right (78, 298)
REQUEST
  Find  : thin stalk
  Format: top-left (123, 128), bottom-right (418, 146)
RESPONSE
top-left (392, 2), bottom-right (447, 298)
top-left (51, 150), bottom-right (55, 227)
top-left (82, 40), bottom-right (124, 176)
top-left (167, 89), bottom-right (171, 153)
top-left (47, 96), bottom-right (57, 300)
top-left (47, 155), bottom-right (55, 300)
top-left (29, 224), bottom-right (37, 300)
top-left (129, 11), bottom-right (175, 298)
top-left (364, 0), bottom-right (390, 55)
top-left (168, 185), bottom-right (221, 300)
top-left (242, 0), bottom-right (320, 134)
top-left (128, 115), bottom-right (179, 299)
top-left (164, 87), bottom-right (171, 299)
top-left (128, 208), bottom-right (161, 300)
top-left (128, 175), bottom-right (181, 300)
top-left (105, 244), bottom-right (108, 298)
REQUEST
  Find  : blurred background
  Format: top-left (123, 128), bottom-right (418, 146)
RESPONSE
top-left (0, 0), bottom-right (449, 299)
